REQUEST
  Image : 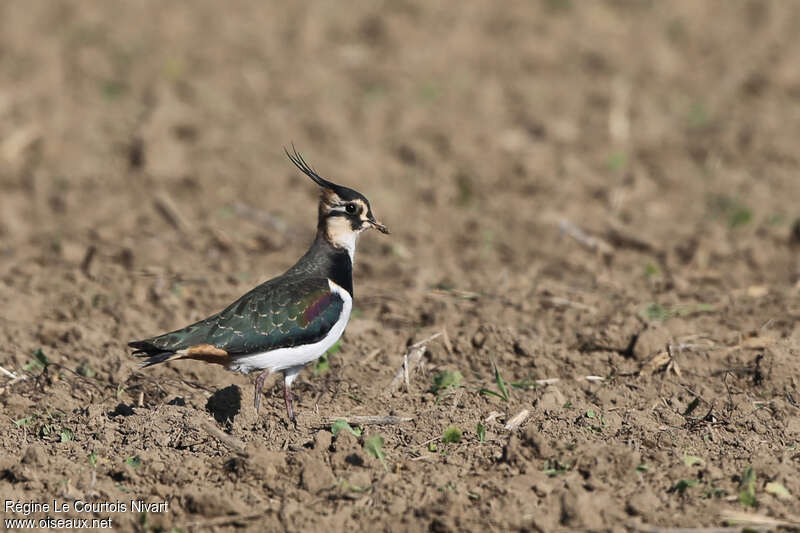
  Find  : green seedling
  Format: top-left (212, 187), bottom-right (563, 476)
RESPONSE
top-left (636, 464), bottom-right (650, 473)
top-left (476, 423), bottom-right (486, 443)
top-left (644, 262), bottom-right (661, 278)
top-left (510, 378), bottom-right (538, 390)
top-left (478, 359), bottom-right (509, 402)
top-left (442, 426), bottom-right (462, 444)
top-left (641, 302), bottom-right (715, 322)
top-left (125, 455), bottom-right (142, 468)
top-left (431, 370), bottom-right (462, 395)
top-left (314, 353), bottom-right (329, 375)
top-left (89, 451), bottom-right (98, 467)
top-left (608, 151), bottom-right (627, 172)
top-left (543, 459), bottom-right (571, 477)
top-left (671, 479), bottom-right (699, 494)
top-left (60, 428), bottom-right (74, 443)
top-left (708, 194), bottom-right (753, 228)
top-left (585, 410), bottom-right (605, 432)
top-left (24, 349), bottom-right (50, 372)
top-left (40, 424), bottom-right (59, 439)
top-left (13, 415), bottom-right (38, 427)
top-left (315, 340), bottom-right (341, 375)
top-left (364, 435), bottom-right (388, 471)
top-left (331, 419), bottom-right (361, 438)
top-left (738, 466), bottom-right (756, 507)
top-left (688, 102), bottom-right (710, 130)
top-left (76, 361), bottom-right (95, 378)
top-left (339, 479), bottom-right (370, 493)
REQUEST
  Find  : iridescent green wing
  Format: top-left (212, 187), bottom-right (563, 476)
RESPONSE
top-left (140, 277), bottom-right (344, 355)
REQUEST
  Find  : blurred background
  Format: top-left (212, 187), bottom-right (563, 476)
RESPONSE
top-left (2, 1), bottom-right (798, 297)
top-left (1, 1), bottom-right (799, 530)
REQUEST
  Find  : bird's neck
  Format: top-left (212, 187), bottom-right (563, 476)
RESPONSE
top-left (317, 210), bottom-right (359, 264)
top-left (287, 230), bottom-right (354, 296)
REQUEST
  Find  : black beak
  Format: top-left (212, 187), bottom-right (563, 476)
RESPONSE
top-left (369, 217), bottom-right (389, 234)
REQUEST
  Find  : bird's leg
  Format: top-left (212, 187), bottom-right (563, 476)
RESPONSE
top-left (283, 368), bottom-right (301, 427)
top-left (284, 384), bottom-right (295, 425)
top-left (253, 369), bottom-right (271, 413)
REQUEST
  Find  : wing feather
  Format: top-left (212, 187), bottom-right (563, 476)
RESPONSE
top-left (129, 277), bottom-right (344, 357)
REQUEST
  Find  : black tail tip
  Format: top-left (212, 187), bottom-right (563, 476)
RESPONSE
top-left (137, 352), bottom-right (175, 367)
top-left (129, 340), bottom-right (174, 367)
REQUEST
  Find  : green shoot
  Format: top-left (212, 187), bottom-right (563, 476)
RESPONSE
top-left (60, 428), bottom-right (74, 443)
top-left (24, 349), bottom-right (50, 372)
top-left (431, 370), bottom-right (462, 394)
top-left (442, 426), bottom-right (462, 444)
top-left (314, 353), bottom-right (329, 375)
top-left (543, 459), bottom-right (570, 477)
top-left (13, 415), bottom-right (37, 427)
top-left (671, 479), bottom-right (699, 494)
top-left (315, 340), bottom-right (341, 375)
top-left (364, 435), bottom-right (388, 471)
top-left (331, 419), bottom-right (362, 438)
top-left (738, 466), bottom-right (756, 507)
top-left (478, 359), bottom-right (509, 402)
top-left (76, 361), bottom-right (95, 378)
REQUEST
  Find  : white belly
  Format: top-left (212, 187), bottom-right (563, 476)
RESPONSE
top-left (227, 279), bottom-right (352, 374)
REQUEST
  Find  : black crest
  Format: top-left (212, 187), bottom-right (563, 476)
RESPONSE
top-left (285, 145), bottom-right (365, 202)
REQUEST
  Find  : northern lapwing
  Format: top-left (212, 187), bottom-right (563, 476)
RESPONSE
top-left (129, 147), bottom-right (389, 423)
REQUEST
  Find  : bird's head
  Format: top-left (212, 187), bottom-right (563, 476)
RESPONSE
top-left (286, 147), bottom-right (389, 256)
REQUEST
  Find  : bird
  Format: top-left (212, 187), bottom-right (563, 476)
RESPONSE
top-left (129, 147), bottom-right (389, 424)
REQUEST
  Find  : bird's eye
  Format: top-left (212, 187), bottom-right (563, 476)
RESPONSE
top-left (345, 203), bottom-right (356, 214)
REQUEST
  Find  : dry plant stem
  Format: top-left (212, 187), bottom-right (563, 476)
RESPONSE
top-left (504, 409), bottom-right (530, 431)
top-left (153, 192), bottom-right (188, 232)
top-left (0, 365), bottom-right (18, 379)
top-left (390, 345), bottom-right (425, 390)
top-left (199, 421), bottom-right (248, 456)
top-left (182, 511), bottom-right (267, 529)
top-left (410, 331), bottom-right (442, 349)
top-left (0, 372), bottom-right (28, 395)
top-left (389, 331), bottom-right (443, 390)
top-left (440, 328), bottom-right (453, 356)
top-left (362, 348), bottom-right (381, 364)
top-left (628, 522), bottom-right (771, 533)
top-left (559, 219), bottom-right (614, 256)
top-left (323, 415), bottom-right (413, 426)
top-left (541, 295), bottom-right (598, 313)
top-left (719, 510), bottom-right (800, 528)
top-left (532, 376), bottom-right (605, 386)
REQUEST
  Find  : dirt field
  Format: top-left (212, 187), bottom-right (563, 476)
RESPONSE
top-left (1, 1), bottom-right (799, 531)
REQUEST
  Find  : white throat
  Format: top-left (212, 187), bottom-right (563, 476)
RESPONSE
top-left (326, 217), bottom-right (361, 263)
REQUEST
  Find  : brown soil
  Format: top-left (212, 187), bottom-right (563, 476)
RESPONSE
top-left (1, 1), bottom-right (799, 532)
